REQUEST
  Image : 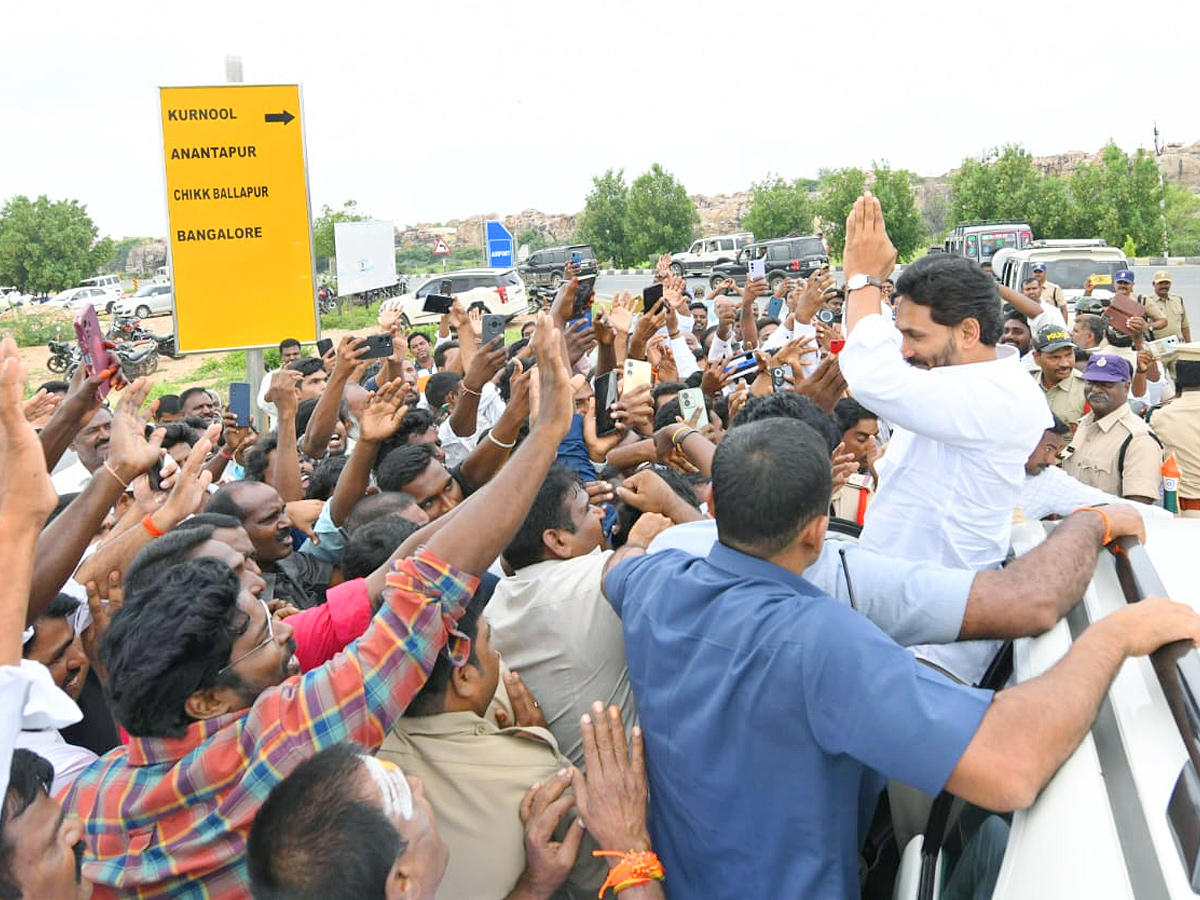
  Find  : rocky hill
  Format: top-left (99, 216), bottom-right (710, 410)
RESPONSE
top-left (393, 139), bottom-right (1200, 249)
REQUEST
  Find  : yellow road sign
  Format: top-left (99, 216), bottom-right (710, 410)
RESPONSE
top-left (160, 84), bottom-right (317, 352)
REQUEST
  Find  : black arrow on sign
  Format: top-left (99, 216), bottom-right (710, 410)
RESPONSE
top-left (264, 110), bottom-right (295, 126)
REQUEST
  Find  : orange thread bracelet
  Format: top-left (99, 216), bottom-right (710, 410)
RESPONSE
top-left (1074, 506), bottom-right (1113, 545)
top-left (141, 514), bottom-right (165, 538)
top-left (593, 850), bottom-right (665, 897)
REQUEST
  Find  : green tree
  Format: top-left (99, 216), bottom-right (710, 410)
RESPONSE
top-left (742, 175), bottom-right (812, 242)
top-left (623, 164), bottom-right (698, 265)
top-left (1165, 183), bottom-right (1200, 256)
top-left (311, 200), bottom-right (368, 273)
top-left (870, 165), bottom-right (924, 261)
top-left (578, 169), bottom-right (630, 267)
top-left (1065, 144), bottom-right (1165, 253)
top-left (0, 195), bottom-right (114, 293)
top-left (816, 168), bottom-right (867, 258)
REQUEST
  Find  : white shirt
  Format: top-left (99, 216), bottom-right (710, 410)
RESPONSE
top-left (487, 548), bottom-right (634, 769)
top-left (1027, 302), bottom-right (1066, 337)
top-left (437, 382), bottom-right (507, 469)
top-left (51, 460), bottom-right (94, 495)
top-left (840, 313), bottom-right (1052, 571)
top-left (16, 728), bottom-right (96, 796)
top-left (1021, 465), bottom-right (1173, 522)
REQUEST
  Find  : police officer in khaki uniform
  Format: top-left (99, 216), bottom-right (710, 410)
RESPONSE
top-left (1144, 271), bottom-right (1191, 380)
top-left (1032, 263), bottom-right (1067, 321)
top-left (1064, 354), bottom-right (1163, 503)
top-left (1031, 324), bottom-right (1087, 427)
top-left (1150, 343), bottom-right (1200, 517)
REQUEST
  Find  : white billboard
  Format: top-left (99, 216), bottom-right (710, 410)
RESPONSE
top-left (334, 220), bottom-right (397, 296)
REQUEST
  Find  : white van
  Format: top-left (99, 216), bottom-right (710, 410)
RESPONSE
top-left (77, 274), bottom-right (124, 314)
top-left (993, 240), bottom-right (1128, 317)
top-left (670, 233), bottom-right (754, 277)
top-left (945, 222), bottom-right (1033, 263)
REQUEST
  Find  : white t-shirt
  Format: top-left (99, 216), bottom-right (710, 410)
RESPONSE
top-left (840, 313), bottom-right (1052, 571)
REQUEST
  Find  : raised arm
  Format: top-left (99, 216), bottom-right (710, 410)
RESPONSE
top-left (37, 363), bottom-right (110, 472)
top-left (997, 283), bottom-right (1044, 320)
top-left (841, 192), bottom-right (897, 336)
top-left (302, 336), bottom-right (368, 459)
top-left (448, 336), bottom-right (505, 439)
top-left (328, 379), bottom-right (409, 527)
top-left (267, 369), bottom-right (304, 502)
top-left (0, 338), bottom-right (59, 655)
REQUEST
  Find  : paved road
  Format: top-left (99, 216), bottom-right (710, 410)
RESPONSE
top-left (597, 264), bottom-right (1200, 331)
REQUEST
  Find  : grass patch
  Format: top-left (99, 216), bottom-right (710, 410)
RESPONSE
top-left (320, 300), bottom-right (382, 331)
top-left (0, 308), bottom-right (74, 347)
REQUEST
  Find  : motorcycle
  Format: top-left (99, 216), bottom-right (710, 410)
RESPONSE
top-left (46, 338), bottom-right (80, 374)
top-left (317, 285), bottom-right (336, 315)
top-left (107, 316), bottom-right (181, 359)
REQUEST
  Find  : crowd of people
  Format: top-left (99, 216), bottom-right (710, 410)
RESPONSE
top-left (2, 192), bottom-right (1200, 899)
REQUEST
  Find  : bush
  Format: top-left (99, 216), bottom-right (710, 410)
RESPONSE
top-left (1, 307), bottom-right (73, 347)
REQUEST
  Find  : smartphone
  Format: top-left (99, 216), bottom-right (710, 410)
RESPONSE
top-left (422, 294), bottom-right (455, 315)
top-left (360, 332), bottom-right (395, 359)
top-left (771, 364), bottom-right (792, 392)
top-left (73, 304), bottom-right (113, 400)
top-left (593, 370), bottom-right (619, 436)
top-left (571, 251), bottom-right (582, 266)
top-left (316, 337), bottom-right (333, 358)
top-left (678, 387), bottom-right (709, 429)
top-left (1148, 335), bottom-right (1179, 358)
top-left (623, 358), bottom-right (652, 394)
top-left (573, 274), bottom-right (596, 319)
top-left (642, 283), bottom-right (664, 310)
top-left (723, 350), bottom-right (759, 380)
top-left (482, 314), bottom-right (507, 347)
top-left (229, 382), bottom-right (251, 427)
top-left (440, 279), bottom-right (452, 296)
top-left (766, 295), bottom-right (784, 319)
top-left (748, 259), bottom-right (767, 281)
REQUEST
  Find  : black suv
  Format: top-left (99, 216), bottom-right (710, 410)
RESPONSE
top-left (709, 236), bottom-right (829, 291)
top-left (518, 244), bottom-right (598, 288)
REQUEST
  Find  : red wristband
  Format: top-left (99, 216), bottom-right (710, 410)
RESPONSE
top-left (142, 514), bottom-right (165, 538)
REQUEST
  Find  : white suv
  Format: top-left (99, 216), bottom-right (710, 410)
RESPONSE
top-left (992, 240), bottom-right (1128, 316)
top-left (670, 233), bottom-right (753, 277)
top-left (380, 268), bottom-right (530, 328)
top-left (76, 274), bottom-right (125, 313)
top-left (115, 284), bottom-right (174, 319)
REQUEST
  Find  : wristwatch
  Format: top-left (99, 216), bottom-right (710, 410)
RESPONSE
top-left (845, 274), bottom-right (884, 293)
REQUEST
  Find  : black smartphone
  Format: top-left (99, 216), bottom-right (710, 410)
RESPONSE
top-left (482, 314), bottom-right (507, 347)
top-left (593, 370), bottom-right (619, 436)
top-left (360, 333), bottom-right (394, 359)
top-left (229, 381), bottom-right (251, 427)
top-left (573, 275), bottom-right (596, 319)
top-left (316, 337), bottom-right (333, 358)
top-left (423, 294), bottom-right (455, 315)
top-left (643, 283), bottom-right (664, 310)
top-left (770, 365), bottom-right (791, 393)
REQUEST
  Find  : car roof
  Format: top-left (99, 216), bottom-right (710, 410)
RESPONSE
top-left (748, 235), bottom-right (822, 248)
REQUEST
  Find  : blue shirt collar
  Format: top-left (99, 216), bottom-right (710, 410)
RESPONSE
top-left (706, 541), bottom-right (815, 595)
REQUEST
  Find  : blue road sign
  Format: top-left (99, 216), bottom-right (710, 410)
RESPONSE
top-left (485, 221), bottom-right (514, 268)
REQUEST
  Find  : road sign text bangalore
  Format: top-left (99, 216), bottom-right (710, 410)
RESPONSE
top-left (175, 226), bottom-right (264, 242)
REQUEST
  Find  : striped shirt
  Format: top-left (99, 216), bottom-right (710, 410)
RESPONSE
top-left (61, 548), bottom-right (478, 899)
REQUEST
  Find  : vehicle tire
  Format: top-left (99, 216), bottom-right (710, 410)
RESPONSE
top-left (105, 301), bottom-right (115, 315)
top-left (47, 355), bottom-right (67, 373)
top-left (768, 272), bottom-right (787, 293)
top-left (709, 274), bottom-right (726, 291)
top-left (670, 262), bottom-right (684, 277)
top-left (136, 353), bottom-right (159, 377)
top-left (136, 305), bottom-right (151, 319)
top-left (549, 272), bottom-right (562, 288)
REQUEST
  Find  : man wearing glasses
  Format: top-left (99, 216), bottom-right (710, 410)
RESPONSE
top-left (60, 316), bottom-right (578, 899)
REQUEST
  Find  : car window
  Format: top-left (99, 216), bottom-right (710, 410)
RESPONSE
top-left (718, 239), bottom-right (734, 251)
top-left (689, 241), bottom-right (702, 254)
top-left (791, 238), bottom-right (826, 257)
top-left (449, 276), bottom-right (471, 293)
top-left (501, 269), bottom-right (522, 287)
top-left (766, 243), bottom-right (789, 261)
top-left (414, 279), bottom-right (439, 298)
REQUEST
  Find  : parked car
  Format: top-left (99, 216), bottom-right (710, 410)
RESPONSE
top-left (944, 221), bottom-right (1034, 264)
top-left (890, 517), bottom-right (1200, 900)
top-left (669, 232), bottom-right (754, 277)
top-left (115, 283), bottom-right (174, 319)
top-left (48, 286), bottom-right (112, 312)
top-left (379, 268), bottom-right (530, 328)
top-left (76, 274), bottom-right (125, 313)
top-left (518, 244), bottom-right (598, 288)
top-left (709, 235), bottom-right (829, 291)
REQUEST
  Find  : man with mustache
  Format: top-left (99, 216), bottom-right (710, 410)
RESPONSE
top-left (1063, 354), bottom-right (1163, 504)
top-left (1031, 325), bottom-right (1086, 427)
top-left (50, 406), bottom-right (112, 495)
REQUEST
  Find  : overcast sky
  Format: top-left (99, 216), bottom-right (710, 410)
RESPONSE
top-left (5, 0), bottom-right (1197, 239)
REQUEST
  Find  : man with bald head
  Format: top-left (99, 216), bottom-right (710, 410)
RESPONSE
top-left (206, 481), bottom-right (332, 608)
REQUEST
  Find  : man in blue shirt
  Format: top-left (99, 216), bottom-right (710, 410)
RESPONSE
top-left (604, 415), bottom-right (1200, 898)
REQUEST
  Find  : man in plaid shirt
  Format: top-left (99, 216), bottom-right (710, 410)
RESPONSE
top-left (61, 315), bottom-right (576, 899)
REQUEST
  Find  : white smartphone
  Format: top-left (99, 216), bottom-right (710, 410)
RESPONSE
top-left (1148, 335), bottom-right (1179, 358)
top-left (677, 387), bottom-right (709, 428)
top-left (748, 258), bottom-right (767, 281)
top-left (623, 358), bottom-right (652, 394)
